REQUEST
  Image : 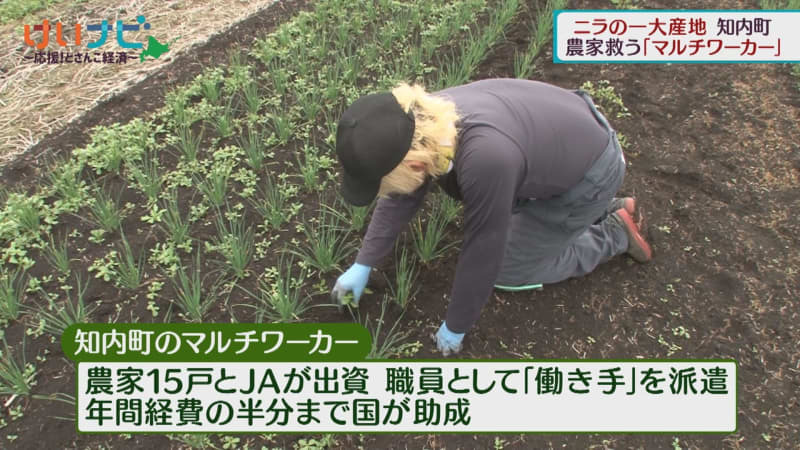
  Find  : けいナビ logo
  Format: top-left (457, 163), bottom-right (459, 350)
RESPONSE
top-left (22, 15), bottom-right (178, 65)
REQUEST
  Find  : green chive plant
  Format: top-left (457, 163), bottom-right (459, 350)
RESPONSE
top-left (196, 165), bottom-right (230, 208)
top-left (322, 108), bottom-right (341, 151)
top-left (88, 187), bottom-right (124, 233)
top-left (0, 269), bottom-right (26, 323)
top-left (249, 174), bottom-right (296, 231)
top-left (224, 50), bottom-right (251, 96)
top-left (30, 392), bottom-right (76, 423)
top-left (334, 21), bottom-right (351, 49)
top-left (241, 78), bottom-right (263, 118)
top-left (435, 191), bottom-right (462, 225)
top-left (353, 294), bottom-right (413, 359)
top-left (34, 274), bottom-right (96, 336)
top-left (323, 197), bottom-right (371, 232)
top-left (212, 212), bottom-right (255, 280)
top-left (322, 71), bottom-right (342, 105)
top-left (295, 144), bottom-right (332, 193)
top-left (200, 72), bottom-right (222, 105)
top-left (392, 9), bottom-right (417, 44)
top-left (237, 126), bottom-right (265, 171)
top-left (114, 231), bottom-right (145, 290)
top-left (268, 111), bottom-right (292, 146)
top-left (340, 43), bottom-right (361, 86)
top-left (433, 0), bottom-right (520, 89)
top-left (247, 257), bottom-right (312, 323)
top-left (43, 235), bottom-right (71, 276)
top-left (169, 251), bottom-right (216, 323)
top-left (296, 50), bottom-right (314, 79)
top-left (310, 31), bottom-right (329, 61)
top-left (390, 246), bottom-right (419, 309)
top-left (165, 90), bottom-right (192, 127)
top-left (513, 0), bottom-right (566, 79)
top-left (128, 145), bottom-right (163, 205)
top-left (104, 141), bottom-right (125, 175)
top-left (289, 207), bottom-right (354, 274)
top-left (174, 124), bottom-right (204, 162)
top-left (0, 336), bottom-right (37, 396)
top-left (411, 203), bottom-right (459, 264)
top-left (297, 84), bottom-right (323, 124)
top-left (159, 190), bottom-right (191, 246)
top-left (269, 63), bottom-right (291, 97)
top-left (214, 97), bottom-right (236, 139)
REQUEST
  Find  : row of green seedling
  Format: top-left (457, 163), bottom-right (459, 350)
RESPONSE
top-left (433, 0), bottom-right (522, 90)
top-left (513, 0), bottom-right (567, 79)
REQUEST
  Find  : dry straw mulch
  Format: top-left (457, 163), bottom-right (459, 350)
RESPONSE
top-left (0, 0), bottom-right (277, 164)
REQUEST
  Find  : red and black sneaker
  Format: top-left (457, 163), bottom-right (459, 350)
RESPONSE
top-left (608, 197), bottom-right (635, 216)
top-left (612, 207), bottom-right (653, 263)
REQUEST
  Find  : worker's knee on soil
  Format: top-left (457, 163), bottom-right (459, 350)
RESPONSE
top-left (495, 254), bottom-right (556, 287)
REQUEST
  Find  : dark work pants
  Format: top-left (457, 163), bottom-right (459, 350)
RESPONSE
top-left (495, 91), bottom-right (629, 287)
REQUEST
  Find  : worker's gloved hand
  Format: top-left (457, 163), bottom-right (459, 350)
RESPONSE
top-left (434, 321), bottom-right (464, 356)
top-left (331, 263), bottom-right (371, 310)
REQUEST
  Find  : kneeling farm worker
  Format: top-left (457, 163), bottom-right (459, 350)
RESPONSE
top-left (331, 78), bottom-right (653, 356)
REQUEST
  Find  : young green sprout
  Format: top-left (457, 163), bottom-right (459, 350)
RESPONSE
top-left (337, 287), bottom-right (374, 311)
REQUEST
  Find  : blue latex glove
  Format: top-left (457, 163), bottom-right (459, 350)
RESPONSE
top-left (434, 321), bottom-right (465, 356)
top-left (331, 263), bottom-right (371, 310)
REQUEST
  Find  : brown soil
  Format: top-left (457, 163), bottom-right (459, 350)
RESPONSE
top-left (1, 0), bottom-right (798, 448)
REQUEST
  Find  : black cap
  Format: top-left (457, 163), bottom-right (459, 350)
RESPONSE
top-left (336, 92), bottom-right (415, 206)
